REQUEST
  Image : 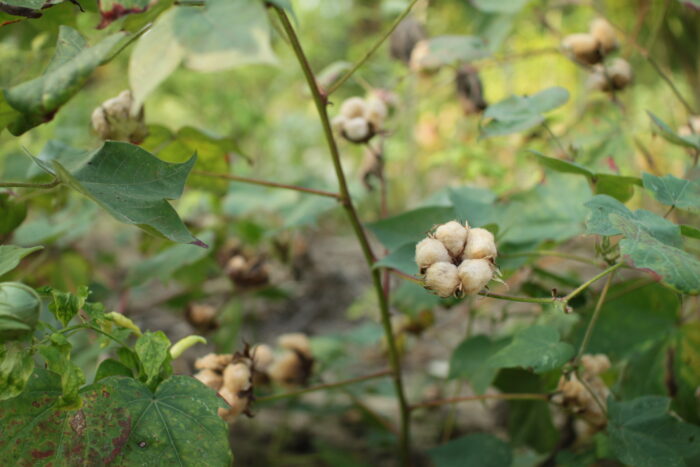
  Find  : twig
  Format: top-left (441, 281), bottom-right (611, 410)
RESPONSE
top-left (193, 170), bottom-right (341, 199)
top-left (502, 250), bottom-right (604, 267)
top-left (411, 392), bottom-right (549, 411)
top-left (573, 270), bottom-right (616, 367)
top-left (0, 178), bottom-right (60, 189)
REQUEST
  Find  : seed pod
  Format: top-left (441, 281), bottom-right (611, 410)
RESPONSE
top-left (223, 362), bottom-right (252, 392)
top-left (195, 353), bottom-right (233, 371)
top-left (455, 65), bottom-right (487, 115)
top-left (194, 369), bottom-right (223, 391)
top-left (608, 58), bottom-right (632, 90)
top-left (463, 228), bottom-right (497, 260)
top-left (0, 282), bottom-right (40, 343)
top-left (561, 33), bottom-right (601, 65)
top-left (364, 97), bottom-right (388, 129)
top-left (424, 262), bottom-right (460, 298)
top-left (390, 17), bottom-right (426, 64)
top-left (415, 238), bottom-right (451, 272)
top-left (278, 333), bottom-right (311, 358)
top-left (340, 97), bottom-right (367, 119)
top-left (434, 221), bottom-right (468, 258)
top-left (457, 259), bottom-right (493, 295)
top-left (589, 18), bottom-right (617, 54)
top-left (343, 117), bottom-right (372, 142)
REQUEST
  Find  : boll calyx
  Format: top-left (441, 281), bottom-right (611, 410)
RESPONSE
top-left (415, 220), bottom-right (498, 298)
top-left (91, 90), bottom-right (148, 144)
top-left (0, 282), bottom-right (40, 343)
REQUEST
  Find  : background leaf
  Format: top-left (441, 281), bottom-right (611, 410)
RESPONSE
top-left (449, 335), bottom-right (510, 394)
top-left (481, 87), bottom-right (569, 137)
top-left (0, 341), bottom-right (34, 400)
top-left (488, 324), bottom-right (574, 373)
top-left (0, 245), bottom-right (42, 277)
top-left (643, 173), bottom-right (700, 211)
top-left (427, 433), bottom-right (512, 467)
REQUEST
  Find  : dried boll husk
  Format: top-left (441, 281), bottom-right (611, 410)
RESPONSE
top-left (455, 65), bottom-right (487, 115)
top-left (343, 117), bottom-right (372, 142)
top-left (457, 259), bottom-right (494, 295)
top-left (463, 228), bottom-right (497, 260)
top-left (340, 97), bottom-right (368, 119)
top-left (390, 17), bottom-right (426, 64)
top-left (415, 238), bottom-right (451, 272)
top-left (424, 262), bottom-right (460, 298)
top-left (195, 353), bottom-right (233, 371)
top-left (194, 369), bottom-right (223, 391)
top-left (561, 33), bottom-right (601, 65)
top-left (278, 333), bottom-right (312, 358)
top-left (223, 362), bottom-right (252, 393)
top-left (589, 18), bottom-right (617, 54)
top-left (608, 58), bottom-right (632, 90)
top-left (434, 221), bottom-right (468, 258)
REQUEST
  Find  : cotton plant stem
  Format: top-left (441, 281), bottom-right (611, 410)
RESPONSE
top-left (326, 0), bottom-right (421, 95)
top-left (411, 393), bottom-right (549, 411)
top-left (573, 271), bottom-right (616, 367)
top-left (193, 170), bottom-right (341, 199)
top-left (256, 369), bottom-right (392, 403)
top-left (502, 250), bottom-right (604, 267)
top-left (273, 8), bottom-right (412, 464)
top-left (562, 262), bottom-right (623, 303)
top-left (0, 178), bottom-right (60, 189)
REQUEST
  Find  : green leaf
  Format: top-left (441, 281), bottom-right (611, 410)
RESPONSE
top-left (611, 214), bottom-right (700, 294)
top-left (0, 341), bottom-right (34, 400)
top-left (110, 375), bottom-right (232, 466)
top-left (481, 87), bottom-right (569, 137)
top-left (135, 331), bottom-right (171, 386)
top-left (488, 325), bottom-right (574, 373)
top-left (46, 285), bottom-right (89, 327)
top-left (428, 433), bottom-right (512, 467)
top-left (643, 173), bottom-right (700, 211)
top-left (45, 141), bottom-right (203, 245)
top-left (681, 224), bottom-right (700, 239)
top-left (0, 245), bottom-right (42, 277)
top-left (0, 194), bottom-right (26, 235)
top-left (373, 243), bottom-right (417, 275)
top-left (37, 334), bottom-right (85, 409)
top-left (530, 150), bottom-right (593, 178)
top-left (648, 111), bottom-right (700, 151)
top-left (367, 206), bottom-right (455, 251)
top-left (412, 35), bottom-right (489, 70)
top-left (449, 335), bottom-right (510, 394)
top-left (472, 0), bottom-right (531, 13)
top-left (608, 396), bottom-right (700, 467)
top-left (126, 231), bottom-right (214, 286)
top-left (0, 369), bottom-right (132, 466)
top-left (98, 0), bottom-right (154, 29)
top-left (447, 185), bottom-right (499, 228)
top-left (94, 358), bottom-right (133, 382)
top-left (4, 26), bottom-right (125, 135)
top-left (129, 0), bottom-right (276, 108)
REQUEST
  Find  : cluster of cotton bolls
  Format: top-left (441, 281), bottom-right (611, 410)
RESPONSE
top-left (332, 95), bottom-right (388, 143)
top-left (553, 354), bottom-right (611, 429)
top-left (415, 220), bottom-right (498, 298)
top-left (561, 19), bottom-right (632, 92)
top-left (194, 333), bottom-right (314, 423)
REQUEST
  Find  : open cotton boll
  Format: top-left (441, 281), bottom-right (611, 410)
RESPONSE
top-left (223, 362), bottom-right (252, 392)
top-left (195, 353), bottom-right (233, 371)
top-left (581, 354), bottom-right (611, 376)
top-left (268, 351), bottom-right (305, 385)
top-left (608, 58), bottom-right (632, 89)
top-left (343, 117), bottom-right (371, 142)
top-left (278, 333), bottom-right (312, 358)
top-left (424, 262), bottom-right (460, 297)
top-left (415, 238), bottom-right (451, 271)
top-left (194, 369), bottom-right (223, 391)
top-left (252, 344), bottom-right (274, 370)
top-left (364, 97), bottom-right (388, 128)
top-left (457, 259), bottom-right (493, 295)
top-left (561, 33), bottom-right (601, 65)
top-left (589, 18), bottom-right (617, 54)
top-left (463, 228), bottom-right (497, 260)
top-left (331, 115), bottom-right (347, 133)
top-left (434, 221), bottom-right (468, 257)
top-left (340, 97), bottom-right (367, 119)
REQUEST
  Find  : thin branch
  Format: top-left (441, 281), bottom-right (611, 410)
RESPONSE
top-left (542, 121), bottom-right (569, 156)
top-left (193, 170), bottom-right (341, 199)
top-left (478, 291), bottom-right (560, 305)
top-left (573, 270), bottom-right (616, 367)
top-left (326, 0), bottom-right (421, 95)
top-left (411, 393), bottom-right (549, 411)
top-left (0, 178), bottom-right (60, 189)
top-left (502, 250), bottom-right (604, 267)
top-left (256, 369), bottom-right (392, 403)
top-left (562, 262), bottom-right (623, 303)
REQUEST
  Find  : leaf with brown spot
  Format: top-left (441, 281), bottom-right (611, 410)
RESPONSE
top-left (97, 0), bottom-right (156, 29)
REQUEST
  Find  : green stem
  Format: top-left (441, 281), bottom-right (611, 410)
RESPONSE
top-left (411, 392), bottom-right (549, 411)
top-left (273, 8), bottom-right (412, 464)
top-left (573, 270), bottom-right (616, 367)
top-left (0, 178), bottom-right (60, 189)
top-left (502, 250), bottom-right (604, 267)
top-left (542, 121), bottom-right (568, 156)
top-left (193, 170), bottom-right (341, 199)
top-left (256, 369), bottom-right (392, 403)
top-left (326, 0), bottom-right (421, 95)
top-left (477, 291), bottom-right (558, 304)
top-left (562, 262), bottom-right (623, 303)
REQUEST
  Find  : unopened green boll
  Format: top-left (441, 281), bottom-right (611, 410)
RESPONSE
top-left (463, 228), bottom-right (497, 260)
top-left (424, 262), bottom-right (460, 298)
top-left (415, 238), bottom-right (451, 271)
top-left (434, 221), bottom-right (468, 257)
top-left (457, 259), bottom-right (493, 295)
top-left (0, 282), bottom-right (40, 343)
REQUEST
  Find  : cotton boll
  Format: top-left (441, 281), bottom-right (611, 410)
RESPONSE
top-left (252, 344), bottom-right (274, 371)
top-left (364, 97), bottom-right (388, 129)
top-left (608, 58), bottom-right (632, 89)
top-left (589, 18), bottom-right (617, 54)
top-left (424, 262), bottom-right (460, 297)
top-left (195, 353), bottom-right (233, 371)
top-left (340, 97), bottom-right (368, 119)
top-left (409, 39), bottom-right (432, 72)
top-left (415, 238), bottom-right (451, 271)
top-left (223, 362), bottom-right (252, 392)
top-left (587, 68), bottom-right (609, 92)
top-left (463, 228), bottom-right (497, 260)
top-left (434, 221), bottom-right (468, 258)
top-left (561, 33), bottom-right (601, 65)
top-left (331, 115), bottom-right (347, 133)
top-left (194, 369), bottom-right (223, 391)
top-left (343, 117), bottom-right (371, 142)
top-left (278, 333), bottom-right (312, 358)
top-left (217, 387), bottom-right (246, 422)
top-left (457, 259), bottom-right (493, 295)
top-left (268, 351), bottom-right (306, 385)
top-left (582, 354), bottom-right (611, 376)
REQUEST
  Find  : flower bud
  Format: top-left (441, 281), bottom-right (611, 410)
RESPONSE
top-left (415, 238), bottom-right (451, 271)
top-left (457, 259), bottom-right (493, 295)
top-left (194, 369), bottom-right (223, 391)
top-left (424, 262), bottom-right (460, 298)
top-left (278, 333), bottom-right (311, 358)
top-left (589, 18), bottom-right (617, 54)
top-left (463, 228), bottom-right (497, 260)
top-left (434, 221), bottom-right (468, 258)
top-left (608, 58), bottom-right (632, 90)
top-left (340, 97), bottom-right (367, 119)
top-left (223, 362), bottom-right (252, 393)
top-left (343, 117), bottom-right (371, 142)
top-left (0, 282), bottom-right (40, 343)
top-left (169, 335), bottom-right (206, 360)
top-left (561, 33), bottom-right (601, 65)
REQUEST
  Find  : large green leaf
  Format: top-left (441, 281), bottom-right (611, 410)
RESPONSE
top-left (367, 206), bottom-right (455, 251)
top-left (110, 375), bottom-right (232, 466)
top-left (0, 341), bottom-right (34, 400)
top-left (412, 35), bottom-right (489, 69)
top-left (449, 335), bottom-right (510, 394)
top-left (40, 141), bottom-right (203, 245)
top-left (447, 186), bottom-right (499, 228)
top-left (0, 369), bottom-right (132, 466)
top-left (3, 26), bottom-right (125, 135)
top-left (481, 87), bottom-right (569, 137)
top-left (373, 243), bottom-right (417, 275)
top-left (0, 245), bottom-right (42, 277)
top-left (488, 325), bottom-right (574, 373)
top-left (611, 214), bottom-right (700, 294)
top-left (129, 0), bottom-right (276, 108)
top-left (37, 333), bottom-right (85, 409)
top-left (607, 396), bottom-right (700, 467)
top-left (648, 112), bottom-right (700, 151)
top-left (134, 331), bottom-right (171, 387)
top-left (642, 173), bottom-right (700, 211)
top-left (427, 433), bottom-right (512, 467)
top-left (98, 0), bottom-right (154, 29)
